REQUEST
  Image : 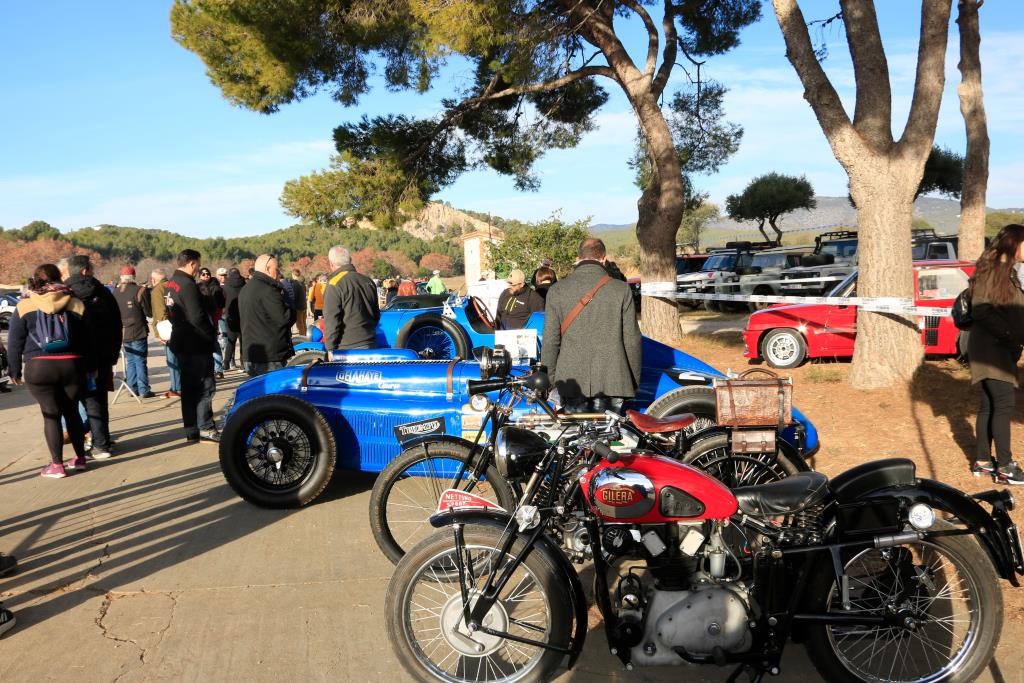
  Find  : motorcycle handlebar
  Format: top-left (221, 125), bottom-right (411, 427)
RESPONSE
top-left (591, 441), bottom-right (619, 464)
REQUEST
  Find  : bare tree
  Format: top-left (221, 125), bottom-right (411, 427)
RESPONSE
top-left (956, 0), bottom-right (989, 261)
top-left (771, 0), bottom-right (952, 388)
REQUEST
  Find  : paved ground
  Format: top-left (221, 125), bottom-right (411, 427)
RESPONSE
top-left (0, 342), bottom-right (1021, 682)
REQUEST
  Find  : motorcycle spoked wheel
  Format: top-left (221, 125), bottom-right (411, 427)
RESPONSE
top-left (386, 524), bottom-right (571, 683)
top-left (369, 442), bottom-right (515, 565)
top-left (682, 433), bottom-right (802, 488)
top-left (804, 525), bottom-right (1002, 683)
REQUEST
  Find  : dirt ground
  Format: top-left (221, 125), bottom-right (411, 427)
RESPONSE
top-left (671, 311), bottom-right (1024, 621)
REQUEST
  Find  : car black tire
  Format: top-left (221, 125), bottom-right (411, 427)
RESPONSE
top-left (703, 299), bottom-right (720, 312)
top-left (0, 312), bottom-right (10, 330)
top-left (748, 286), bottom-right (774, 312)
top-left (219, 394), bottom-right (336, 508)
top-left (369, 441), bottom-right (516, 565)
top-left (761, 328), bottom-right (808, 369)
top-left (386, 522), bottom-right (571, 683)
top-left (285, 349), bottom-right (326, 367)
top-left (804, 523), bottom-right (1001, 683)
top-left (395, 313), bottom-right (471, 360)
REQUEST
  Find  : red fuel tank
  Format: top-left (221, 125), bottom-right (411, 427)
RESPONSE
top-left (581, 453), bottom-right (738, 523)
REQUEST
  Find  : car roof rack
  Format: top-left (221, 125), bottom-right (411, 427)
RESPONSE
top-left (813, 230), bottom-right (859, 250)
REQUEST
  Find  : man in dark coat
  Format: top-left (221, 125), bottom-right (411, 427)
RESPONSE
top-left (221, 268), bottom-right (245, 371)
top-left (495, 269), bottom-right (544, 330)
top-left (166, 249), bottom-right (219, 442)
top-left (62, 255), bottom-right (123, 458)
top-left (113, 266), bottom-right (154, 398)
top-left (323, 246), bottom-right (380, 353)
top-left (238, 254), bottom-right (294, 375)
top-left (541, 238), bottom-right (641, 414)
top-left (289, 269), bottom-right (308, 337)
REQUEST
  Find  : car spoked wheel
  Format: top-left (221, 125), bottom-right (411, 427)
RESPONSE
top-left (761, 328), bottom-right (807, 369)
top-left (245, 419), bottom-right (313, 487)
top-left (387, 525), bottom-right (570, 683)
top-left (806, 529), bottom-right (1001, 683)
top-left (220, 395), bottom-right (336, 508)
top-left (405, 325), bottom-right (456, 359)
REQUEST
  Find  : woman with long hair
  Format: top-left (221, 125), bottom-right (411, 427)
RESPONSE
top-left (6, 264), bottom-right (95, 478)
top-left (968, 223), bottom-right (1024, 485)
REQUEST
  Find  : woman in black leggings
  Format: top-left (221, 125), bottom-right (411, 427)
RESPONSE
top-left (7, 264), bottom-right (95, 478)
top-left (968, 224), bottom-right (1024, 485)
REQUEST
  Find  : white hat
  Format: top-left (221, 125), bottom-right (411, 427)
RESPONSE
top-left (432, 270), bottom-right (440, 275)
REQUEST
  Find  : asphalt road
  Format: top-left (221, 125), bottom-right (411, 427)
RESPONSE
top-left (0, 342), bottom-right (1020, 682)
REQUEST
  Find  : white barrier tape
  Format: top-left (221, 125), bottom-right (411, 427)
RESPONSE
top-left (677, 275), bottom-right (847, 289)
top-left (640, 284), bottom-right (952, 317)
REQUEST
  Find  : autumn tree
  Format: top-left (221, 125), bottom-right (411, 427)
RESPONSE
top-left (170, 0), bottom-right (761, 343)
top-left (772, 0), bottom-right (952, 388)
top-left (725, 173), bottom-right (815, 243)
top-left (956, 0), bottom-right (988, 261)
top-left (420, 253), bottom-right (453, 276)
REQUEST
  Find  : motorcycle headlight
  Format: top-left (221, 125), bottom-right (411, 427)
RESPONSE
top-left (469, 394), bottom-right (489, 412)
top-left (494, 427), bottom-right (548, 480)
top-left (908, 503), bottom-right (935, 531)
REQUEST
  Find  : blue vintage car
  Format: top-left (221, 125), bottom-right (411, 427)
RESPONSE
top-left (292, 295), bottom-right (527, 362)
top-left (219, 332), bottom-right (820, 508)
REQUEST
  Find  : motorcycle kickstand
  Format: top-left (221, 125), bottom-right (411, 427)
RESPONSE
top-left (726, 663), bottom-right (766, 683)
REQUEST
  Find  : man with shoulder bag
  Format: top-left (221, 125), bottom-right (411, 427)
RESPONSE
top-left (541, 238), bottom-right (641, 414)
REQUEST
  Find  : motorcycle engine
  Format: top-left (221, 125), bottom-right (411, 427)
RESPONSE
top-left (628, 583), bottom-right (753, 667)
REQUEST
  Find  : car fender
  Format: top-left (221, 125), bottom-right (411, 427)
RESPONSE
top-left (398, 433), bottom-right (482, 455)
top-left (428, 510), bottom-right (588, 668)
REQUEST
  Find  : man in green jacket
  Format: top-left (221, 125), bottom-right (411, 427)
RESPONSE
top-left (426, 270), bottom-right (446, 295)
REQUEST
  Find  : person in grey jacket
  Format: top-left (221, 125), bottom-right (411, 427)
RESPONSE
top-left (968, 224), bottom-right (1024, 485)
top-left (323, 246), bottom-right (380, 354)
top-left (541, 238), bottom-right (641, 414)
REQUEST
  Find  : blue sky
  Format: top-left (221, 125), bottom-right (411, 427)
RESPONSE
top-left (1, 2), bottom-right (1021, 238)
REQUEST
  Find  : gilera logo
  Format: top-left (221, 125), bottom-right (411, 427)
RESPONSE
top-left (397, 420), bottom-right (442, 437)
top-left (597, 485), bottom-right (641, 507)
top-left (335, 369), bottom-right (384, 386)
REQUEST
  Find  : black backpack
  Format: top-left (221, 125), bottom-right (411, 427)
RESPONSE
top-left (951, 289), bottom-right (972, 330)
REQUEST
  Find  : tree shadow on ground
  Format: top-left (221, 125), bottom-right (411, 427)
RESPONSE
top-left (909, 362), bottom-right (985, 477)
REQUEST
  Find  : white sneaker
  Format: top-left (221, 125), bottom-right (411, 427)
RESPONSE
top-left (90, 451), bottom-right (113, 460)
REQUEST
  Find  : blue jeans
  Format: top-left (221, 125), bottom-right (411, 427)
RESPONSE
top-left (165, 344), bottom-right (181, 392)
top-left (123, 340), bottom-right (150, 395)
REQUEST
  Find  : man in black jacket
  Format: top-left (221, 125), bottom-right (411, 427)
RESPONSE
top-left (113, 266), bottom-right (154, 398)
top-left (238, 254), bottom-right (294, 374)
top-left (221, 268), bottom-right (245, 371)
top-left (61, 255), bottom-right (123, 458)
top-left (323, 246), bottom-right (380, 354)
top-left (167, 249), bottom-right (218, 443)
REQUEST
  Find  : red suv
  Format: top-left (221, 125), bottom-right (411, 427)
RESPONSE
top-left (743, 261), bottom-right (973, 368)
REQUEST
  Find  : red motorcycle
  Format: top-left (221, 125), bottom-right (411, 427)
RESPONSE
top-left (385, 371), bottom-right (1023, 683)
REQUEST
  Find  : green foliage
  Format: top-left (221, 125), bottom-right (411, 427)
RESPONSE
top-left (630, 80), bottom-right (743, 210)
top-left (726, 173), bottom-right (815, 240)
top-left (911, 217), bottom-right (934, 230)
top-left (917, 146), bottom-right (963, 200)
top-left (986, 210), bottom-right (1024, 236)
top-left (371, 257), bottom-right (394, 280)
top-left (488, 214), bottom-right (591, 279)
top-left (679, 203), bottom-right (721, 251)
top-left (0, 220), bottom-right (61, 242)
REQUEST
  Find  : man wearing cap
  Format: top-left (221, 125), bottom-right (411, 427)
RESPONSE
top-left (426, 269), bottom-right (446, 295)
top-left (113, 266), bottom-right (154, 398)
top-left (495, 269), bottom-right (544, 330)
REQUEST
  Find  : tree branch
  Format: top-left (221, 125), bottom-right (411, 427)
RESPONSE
top-left (621, 0), bottom-right (659, 79)
top-left (652, 0), bottom-right (679, 98)
top-left (900, 0), bottom-right (953, 154)
top-left (840, 0), bottom-right (893, 148)
top-left (463, 65), bottom-right (616, 105)
top-left (771, 0), bottom-right (854, 150)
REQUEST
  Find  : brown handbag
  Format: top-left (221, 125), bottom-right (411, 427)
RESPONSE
top-left (559, 275), bottom-right (612, 335)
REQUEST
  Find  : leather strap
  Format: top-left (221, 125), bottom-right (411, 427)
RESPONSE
top-left (560, 276), bottom-right (612, 336)
top-left (445, 359), bottom-right (459, 401)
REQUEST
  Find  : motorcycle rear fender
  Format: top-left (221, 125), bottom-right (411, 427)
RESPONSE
top-left (846, 479), bottom-right (1021, 586)
top-left (427, 510), bottom-right (588, 668)
top-left (400, 434), bottom-right (480, 454)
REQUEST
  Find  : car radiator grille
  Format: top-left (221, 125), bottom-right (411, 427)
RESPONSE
top-left (924, 316), bottom-right (941, 347)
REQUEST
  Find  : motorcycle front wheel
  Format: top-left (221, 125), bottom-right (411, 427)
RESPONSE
top-left (805, 527), bottom-right (1002, 683)
top-left (369, 442), bottom-right (516, 564)
top-left (386, 524), bottom-right (571, 683)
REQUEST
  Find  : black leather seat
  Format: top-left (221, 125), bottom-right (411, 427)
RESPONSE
top-left (733, 471), bottom-right (829, 516)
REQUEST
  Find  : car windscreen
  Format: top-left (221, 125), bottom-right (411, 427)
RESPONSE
top-left (676, 257), bottom-right (708, 275)
top-left (821, 239), bottom-right (858, 259)
top-left (751, 253), bottom-right (787, 270)
top-left (917, 267), bottom-right (969, 300)
top-left (827, 271), bottom-right (858, 298)
top-left (702, 254), bottom-right (736, 271)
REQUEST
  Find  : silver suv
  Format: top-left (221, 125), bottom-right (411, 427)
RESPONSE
top-left (729, 248), bottom-right (811, 311)
top-left (780, 231), bottom-right (859, 297)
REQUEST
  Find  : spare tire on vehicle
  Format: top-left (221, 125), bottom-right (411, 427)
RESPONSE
top-left (286, 349), bottom-right (327, 367)
top-left (395, 313), bottom-right (471, 360)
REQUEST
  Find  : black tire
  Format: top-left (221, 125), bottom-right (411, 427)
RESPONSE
top-left (219, 395), bottom-right (336, 508)
top-left (703, 299), bottom-right (720, 312)
top-left (386, 523), bottom-right (571, 683)
top-left (395, 313), bottom-right (471, 360)
top-left (681, 432), bottom-right (804, 486)
top-left (804, 525), bottom-right (1001, 683)
top-left (761, 328), bottom-right (808, 369)
top-left (286, 349), bottom-right (326, 367)
top-left (0, 312), bottom-right (10, 330)
top-left (645, 385), bottom-right (721, 443)
top-left (290, 334), bottom-right (309, 344)
top-left (748, 286), bottom-right (774, 312)
top-left (369, 441), bottom-right (516, 565)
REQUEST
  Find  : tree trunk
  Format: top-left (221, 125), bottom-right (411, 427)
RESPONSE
top-left (957, 0), bottom-right (988, 262)
top-left (847, 163), bottom-right (923, 388)
top-left (633, 93), bottom-right (686, 343)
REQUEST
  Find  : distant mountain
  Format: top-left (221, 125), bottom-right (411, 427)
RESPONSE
top-left (590, 223), bottom-right (635, 233)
